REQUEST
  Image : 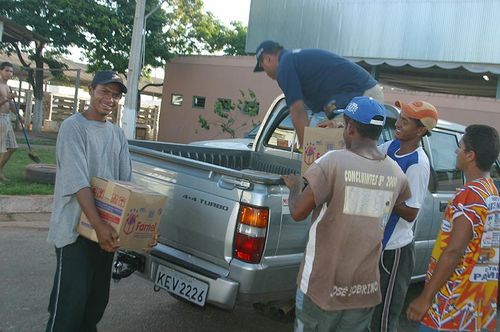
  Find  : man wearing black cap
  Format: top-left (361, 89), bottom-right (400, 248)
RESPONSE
top-left (254, 40), bottom-right (383, 146)
top-left (45, 70), bottom-right (132, 331)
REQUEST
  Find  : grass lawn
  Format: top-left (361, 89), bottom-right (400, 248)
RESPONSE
top-left (0, 144), bottom-right (56, 195)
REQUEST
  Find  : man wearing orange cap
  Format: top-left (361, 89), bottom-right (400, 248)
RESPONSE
top-left (371, 100), bottom-right (439, 332)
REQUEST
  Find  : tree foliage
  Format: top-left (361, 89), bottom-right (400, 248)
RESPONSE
top-left (198, 89), bottom-right (259, 138)
top-left (0, 0), bottom-right (247, 131)
top-left (220, 21), bottom-right (247, 56)
top-left (0, 0), bottom-right (247, 77)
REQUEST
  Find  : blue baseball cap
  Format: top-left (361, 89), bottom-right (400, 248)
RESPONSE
top-left (339, 96), bottom-right (386, 126)
top-left (253, 40), bottom-right (282, 72)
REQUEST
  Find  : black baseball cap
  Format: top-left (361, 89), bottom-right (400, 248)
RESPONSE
top-left (253, 40), bottom-right (282, 72)
top-left (91, 70), bottom-right (127, 93)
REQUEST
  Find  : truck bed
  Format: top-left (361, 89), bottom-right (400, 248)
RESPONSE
top-left (129, 140), bottom-right (301, 184)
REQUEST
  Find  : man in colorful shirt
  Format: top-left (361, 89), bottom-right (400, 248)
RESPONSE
top-left (407, 124), bottom-right (500, 332)
top-left (283, 96), bottom-right (411, 332)
top-left (372, 100), bottom-right (439, 332)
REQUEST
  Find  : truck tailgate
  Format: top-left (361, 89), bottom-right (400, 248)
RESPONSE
top-left (132, 160), bottom-right (242, 270)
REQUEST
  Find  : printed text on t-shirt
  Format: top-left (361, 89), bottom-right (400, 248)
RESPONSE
top-left (344, 170), bottom-right (398, 188)
top-left (330, 281), bottom-right (379, 297)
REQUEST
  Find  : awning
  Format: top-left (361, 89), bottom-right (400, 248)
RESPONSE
top-left (352, 58), bottom-right (499, 98)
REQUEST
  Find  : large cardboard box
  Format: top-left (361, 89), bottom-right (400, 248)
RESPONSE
top-left (78, 177), bottom-right (167, 250)
top-left (301, 127), bottom-right (345, 175)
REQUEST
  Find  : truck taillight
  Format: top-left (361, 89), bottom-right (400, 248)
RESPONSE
top-left (234, 205), bottom-right (269, 263)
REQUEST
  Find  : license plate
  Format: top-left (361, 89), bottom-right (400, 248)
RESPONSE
top-left (155, 265), bottom-right (209, 306)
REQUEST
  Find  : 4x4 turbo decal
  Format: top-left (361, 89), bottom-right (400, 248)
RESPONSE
top-left (182, 194), bottom-right (229, 211)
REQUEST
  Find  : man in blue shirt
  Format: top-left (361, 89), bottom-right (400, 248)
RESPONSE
top-left (253, 40), bottom-right (383, 146)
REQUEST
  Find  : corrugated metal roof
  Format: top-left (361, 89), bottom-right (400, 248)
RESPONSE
top-left (246, 0), bottom-right (500, 66)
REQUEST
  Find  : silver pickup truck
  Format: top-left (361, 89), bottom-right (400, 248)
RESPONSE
top-left (115, 96), bottom-right (500, 311)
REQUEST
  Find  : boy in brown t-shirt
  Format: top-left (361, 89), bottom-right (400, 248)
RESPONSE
top-left (283, 96), bottom-right (411, 332)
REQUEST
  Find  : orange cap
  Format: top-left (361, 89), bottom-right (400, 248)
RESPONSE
top-left (395, 100), bottom-right (438, 131)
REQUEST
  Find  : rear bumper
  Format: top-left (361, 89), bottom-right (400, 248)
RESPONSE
top-left (128, 243), bottom-right (302, 310)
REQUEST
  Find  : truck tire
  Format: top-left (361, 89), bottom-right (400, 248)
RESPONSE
top-left (24, 163), bottom-right (56, 185)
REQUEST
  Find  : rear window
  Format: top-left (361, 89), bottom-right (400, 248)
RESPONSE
top-left (265, 112), bottom-right (298, 150)
top-left (491, 160), bottom-right (500, 180)
top-left (427, 131), bottom-right (464, 192)
top-left (264, 110), bottom-right (396, 151)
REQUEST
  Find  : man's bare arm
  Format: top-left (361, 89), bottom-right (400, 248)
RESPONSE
top-left (288, 100), bottom-right (310, 147)
top-left (282, 174), bottom-right (316, 221)
top-left (407, 215), bottom-right (472, 321)
top-left (76, 187), bottom-right (119, 252)
top-left (393, 202), bottom-right (419, 222)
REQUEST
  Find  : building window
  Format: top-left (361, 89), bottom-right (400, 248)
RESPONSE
top-left (193, 96), bottom-right (206, 108)
top-left (171, 94), bottom-right (183, 106)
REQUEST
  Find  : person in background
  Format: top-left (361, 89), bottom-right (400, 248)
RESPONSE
top-left (0, 61), bottom-right (18, 181)
top-left (407, 124), bottom-right (499, 332)
top-left (371, 100), bottom-right (439, 332)
top-left (253, 40), bottom-right (383, 146)
top-left (45, 70), bottom-right (131, 331)
top-left (283, 96), bottom-right (410, 332)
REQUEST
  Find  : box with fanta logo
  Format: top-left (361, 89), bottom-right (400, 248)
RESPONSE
top-left (78, 177), bottom-right (167, 250)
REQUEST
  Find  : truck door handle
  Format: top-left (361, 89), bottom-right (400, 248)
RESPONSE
top-left (219, 176), bottom-right (251, 190)
top-left (439, 201), bottom-right (448, 212)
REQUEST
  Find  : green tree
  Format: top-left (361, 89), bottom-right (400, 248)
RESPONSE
top-left (0, 0), bottom-right (94, 131)
top-left (201, 19), bottom-right (247, 56)
top-left (221, 21), bottom-right (247, 56)
top-left (0, 0), bottom-right (245, 131)
top-left (198, 89), bottom-right (259, 138)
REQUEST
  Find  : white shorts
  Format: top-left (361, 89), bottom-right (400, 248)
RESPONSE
top-left (0, 113), bottom-right (18, 153)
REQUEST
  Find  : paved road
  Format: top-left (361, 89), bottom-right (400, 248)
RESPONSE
top-left (0, 223), bottom-right (427, 332)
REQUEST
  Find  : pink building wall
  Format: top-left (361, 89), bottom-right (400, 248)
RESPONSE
top-left (159, 56), bottom-right (500, 143)
top-left (384, 89), bottom-right (500, 135)
top-left (158, 56), bottom-right (281, 143)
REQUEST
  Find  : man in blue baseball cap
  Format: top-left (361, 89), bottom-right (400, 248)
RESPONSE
top-left (282, 96), bottom-right (411, 332)
top-left (254, 40), bottom-right (384, 146)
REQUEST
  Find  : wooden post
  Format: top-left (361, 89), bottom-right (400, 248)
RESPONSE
top-left (17, 79), bottom-right (22, 106)
top-left (47, 93), bottom-right (53, 121)
top-left (496, 76), bottom-right (500, 100)
top-left (153, 105), bottom-right (160, 141)
top-left (25, 91), bottom-right (33, 130)
top-left (73, 69), bottom-right (81, 113)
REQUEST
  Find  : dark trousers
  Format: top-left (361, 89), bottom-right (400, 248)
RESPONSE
top-left (371, 241), bottom-right (415, 332)
top-left (46, 236), bottom-right (114, 332)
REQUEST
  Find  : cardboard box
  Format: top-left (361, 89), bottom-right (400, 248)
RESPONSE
top-left (301, 127), bottom-right (345, 175)
top-left (78, 177), bottom-right (167, 250)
